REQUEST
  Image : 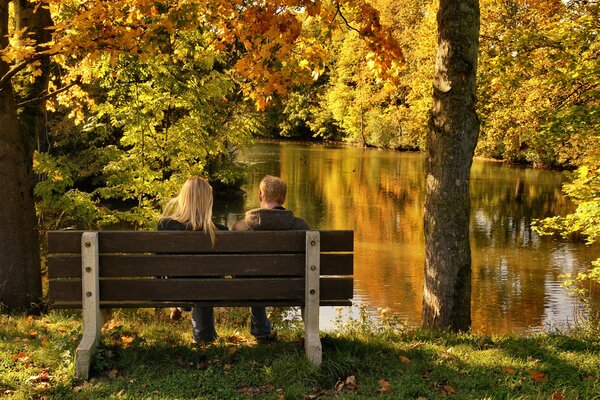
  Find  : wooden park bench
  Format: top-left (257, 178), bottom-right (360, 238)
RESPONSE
top-left (47, 230), bottom-right (354, 379)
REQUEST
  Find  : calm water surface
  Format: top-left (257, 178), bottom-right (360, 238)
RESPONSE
top-left (215, 141), bottom-right (599, 335)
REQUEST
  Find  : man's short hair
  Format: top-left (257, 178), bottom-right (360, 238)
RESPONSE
top-left (259, 175), bottom-right (287, 204)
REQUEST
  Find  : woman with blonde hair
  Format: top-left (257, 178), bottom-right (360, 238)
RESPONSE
top-left (158, 176), bottom-right (227, 343)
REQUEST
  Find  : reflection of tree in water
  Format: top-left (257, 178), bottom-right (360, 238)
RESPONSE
top-left (237, 142), bottom-right (599, 333)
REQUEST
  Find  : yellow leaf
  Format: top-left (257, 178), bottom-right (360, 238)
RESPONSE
top-left (120, 335), bottom-right (135, 346)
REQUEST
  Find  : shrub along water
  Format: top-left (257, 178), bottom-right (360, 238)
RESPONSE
top-left (1, 307), bottom-right (599, 399)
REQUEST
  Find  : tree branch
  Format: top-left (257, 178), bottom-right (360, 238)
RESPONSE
top-left (334, 3), bottom-right (360, 34)
top-left (0, 52), bottom-right (47, 90)
top-left (17, 80), bottom-right (79, 108)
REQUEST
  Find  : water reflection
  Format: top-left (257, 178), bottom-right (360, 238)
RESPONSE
top-left (217, 141), bottom-right (599, 335)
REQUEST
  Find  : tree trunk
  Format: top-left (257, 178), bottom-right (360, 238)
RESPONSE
top-left (422, 0), bottom-right (480, 331)
top-left (0, 0), bottom-right (52, 312)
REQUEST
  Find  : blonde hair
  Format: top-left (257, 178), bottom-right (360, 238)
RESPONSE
top-left (162, 177), bottom-right (217, 245)
top-left (259, 175), bottom-right (287, 204)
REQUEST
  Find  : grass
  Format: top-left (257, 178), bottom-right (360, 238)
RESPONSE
top-left (1, 307), bottom-right (599, 400)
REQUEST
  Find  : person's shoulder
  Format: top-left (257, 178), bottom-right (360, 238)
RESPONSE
top-left (215, 222), bottom-right (229, 231)
top-left (157, 218), bottom-right (188, 231)
top-left (293, 217), bottom-right (310, 230)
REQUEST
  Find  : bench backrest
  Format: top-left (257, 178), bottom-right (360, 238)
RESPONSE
top-left (47, 230), bottom-right (353, 309)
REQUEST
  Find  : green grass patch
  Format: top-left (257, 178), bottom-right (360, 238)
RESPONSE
top-left (1, 308), bottom-right (599, 399)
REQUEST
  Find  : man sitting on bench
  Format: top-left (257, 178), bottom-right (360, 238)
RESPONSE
top-left (233, 175), bottom-right (310, 343)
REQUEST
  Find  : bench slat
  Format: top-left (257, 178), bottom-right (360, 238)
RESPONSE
top-left (47, 230), bottom-right (353, 254)
top-left (48, 277), bottom-right (353, 303)
top-left (49, 299), bottom-right (353, 309)
top-left (48, 254), bottom-right (353, 278)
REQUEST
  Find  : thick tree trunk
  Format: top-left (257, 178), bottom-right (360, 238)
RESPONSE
top-left (16, 0), bottom-right (53, 148)
top-left (422, 0), bottom-right (480, 331)
top-left (0, 0), bottom-right (51, 312)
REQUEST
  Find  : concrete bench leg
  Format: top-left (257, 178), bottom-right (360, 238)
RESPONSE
top-left (305, 231), bottom-right (322, 366)
top-left (75, 232), bottom-right (102, 380)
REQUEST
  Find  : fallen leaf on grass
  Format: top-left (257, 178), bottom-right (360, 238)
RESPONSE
top-left (29, 330), bottom-right (39, 337)
top-left (236, 384), bottom-right (274, 395)
top-left (34, 382), bottom-right (52, 391)
top-left (107, 369), bottom-right (118, 379)
top-left (26, 371), bottom-right (50, 383)
top-left (442, 385), bottom-right (456, 394)
top-left (115, 389), bottom-right (125, 397)
top-left (583, 375), bottom-right (596, 382)
top-left (176, 357), bottom-right (191, 368)
top-left (399, 355), bottom-right (412, 364)
top-left (531, 370), bottom-right (548, 383)
top-left (502, 367), bottom-right (516, 375)
top-left (345, 375), bottom-right (358, 391)
top-left (120, 335), bottom-right (135, 347)
top-left (377, 379), bottom-right (393, 394)
top-left (12, 352), bottom-right (30, 362)
top-left (103, 320), bottom-right (120, 331)
top-left (551, 392), bottom-right (564, 400)
top-left (57, 327), bottom-right (68, 333)
top-left (278, 394), bottom-right (285, 400)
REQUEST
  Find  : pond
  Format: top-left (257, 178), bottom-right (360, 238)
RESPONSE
top-left (214, 141), bottom-right (599, 335)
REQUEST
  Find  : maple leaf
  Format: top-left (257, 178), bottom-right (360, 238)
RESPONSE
top-left (377, 379), bottom-right (393, 394)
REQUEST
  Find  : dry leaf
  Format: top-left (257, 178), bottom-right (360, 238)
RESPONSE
top-left (107, 369), bottom-right (118, 379)
top-left (443, 385), bottom-right (456, 394)
top-left (116, 389), bottom-right (125, 397)
top-left (335, 380), bottom-right (345, 392)
top-left (120, 335), bottom-right (135, 347)
top-left (551, 392), bottom-right (564, 400)
top-left (502, 367), bottom-right (516, 375)
top-left (29, 330), bottom-right (38, 337)
top-left (35, 382), bottom-right (52, 391)
top-left (377, 379), bottom-right (393, 394)
top-left (531, 370), bottom-right (548, 383)
top-left (12, 352), bottom-right (30, 362)
top-left (103, 320), bottom-right (119, 331)
top-left (57, 327), bottom-right (68, 332)
top-left (399, 355), bottom-right (412, 364)
top-left (278, 394), bottom-right (285, 400)
top-left (345, 375), bottom-right (358, 391)
top-left (26, 371), bottom-right (50, 383)
top-left (583, 375), bottom-right (596, 382)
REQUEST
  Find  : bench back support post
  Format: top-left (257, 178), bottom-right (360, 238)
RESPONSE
top-left (75, 232), bottom-right (102, 380)
top-left (304, 231), bottom-right (322, 366)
